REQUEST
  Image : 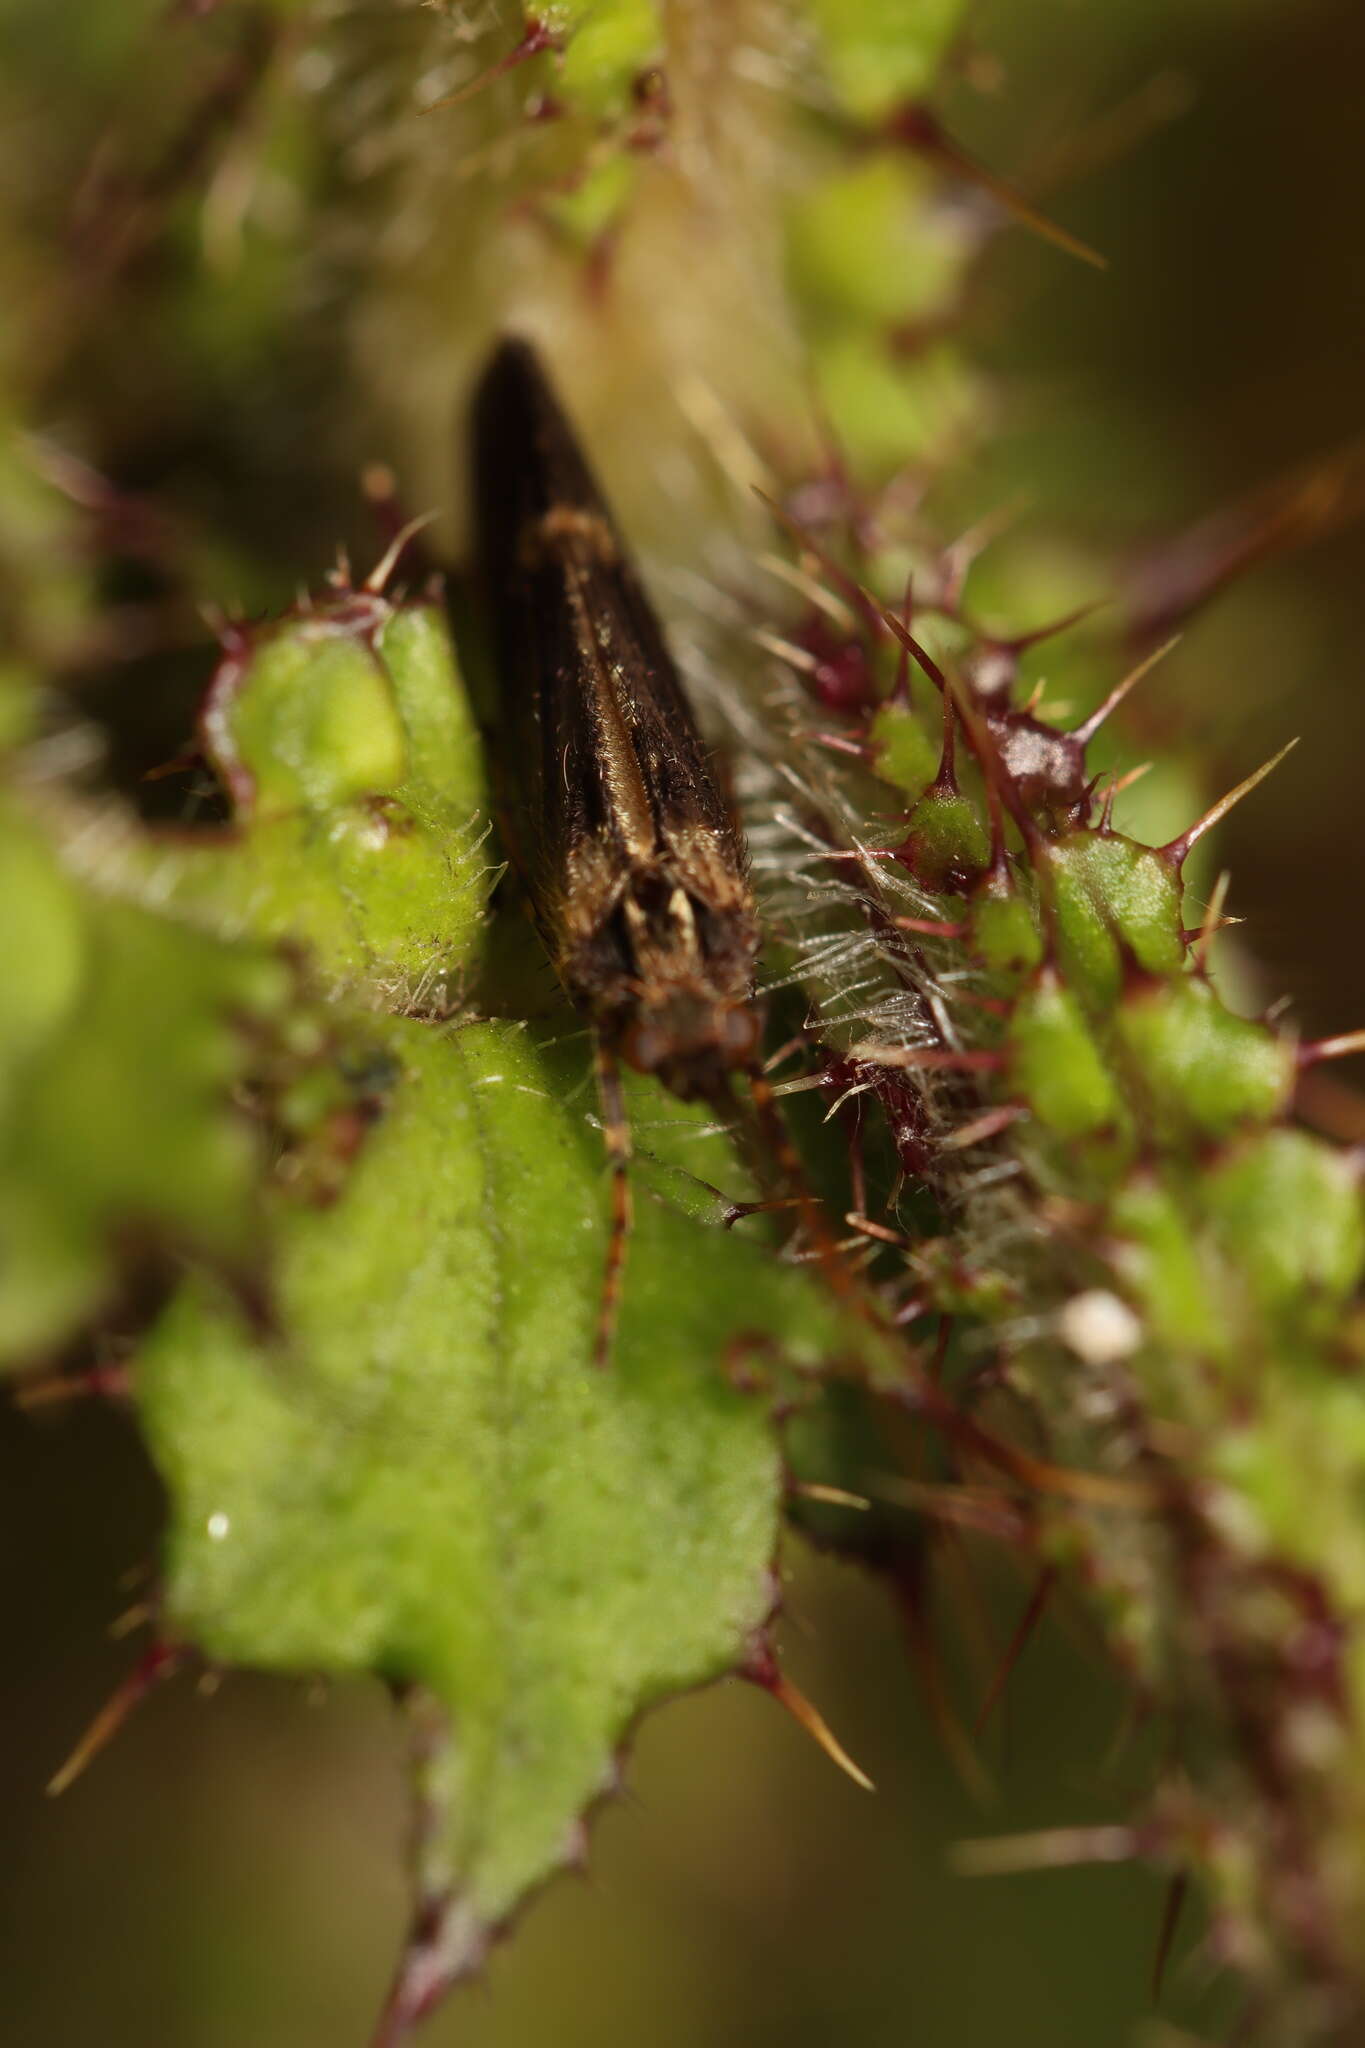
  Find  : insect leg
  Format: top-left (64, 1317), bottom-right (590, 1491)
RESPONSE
top-left (592, 1037), bottom-right (634, 1369)
top-left (742, 1065), bottom-right (861, 1315)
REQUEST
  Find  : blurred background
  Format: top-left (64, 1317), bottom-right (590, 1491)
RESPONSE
top-left (3, 0), bottom-right (1363, 2042)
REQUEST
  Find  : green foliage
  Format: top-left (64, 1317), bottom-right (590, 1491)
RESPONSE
top-left (31, 588), bottom-right (850, 2009)
top-left (804, 0), bottom-right (964, 120)
top-left (1114, 977), bottom-right (1293, 1139)
top-left (971, 883), bottom-right (1044, 973)
top-left (897, 783), bottom-right (992, 885)
top-left (1049, 833), bottom-right (1185, 1001)
top-left (4, 0), bottom-right (1365, 2040)
top-left (869, 700), bottom-right (939, 798)
top-left (171, 603), bottom-right (490, 998)
top-left (1007, 973), bottom-right (1125, 1142)
top-left (787, 158), bottom-right (965, 330)
top-left (138, 1011), bottom-right (834, 1967)
top-left (0, 800), bottom-right (291, 1361)
top-left (554, 0), bottom-right (662, 114)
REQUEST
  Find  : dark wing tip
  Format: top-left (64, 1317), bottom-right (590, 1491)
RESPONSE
top-left (475, 332), bottom-right (557, 430)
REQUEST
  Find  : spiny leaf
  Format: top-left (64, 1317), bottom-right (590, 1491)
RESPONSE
top-left (135, 1011), bottom-right (851, 1996)
top-left (171, 598), bottom-right (491, 1002)
top-left (83, 591), bottom-right (864, 2016)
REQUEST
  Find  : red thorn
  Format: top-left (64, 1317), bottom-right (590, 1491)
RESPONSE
top-left (1180, 916), bottom-right (1242, 949)
top-left (844, 1211), bottom-right (911, 1249)
top-left (419, 17), bottom-right (560, 116)
top-left (886, 103), bottom-right (1108, 271)
top-left (893, 570), bottom-right (915, 702)
top-left (888, 1385), bottom-right (1157, 1510)
top-left (1152, 1867), bottom-right (1190, 1999)
top-left (362, 510), bottom-right (441, 595)
top-left (359, 460), bottom-right (442, 595)
top-left (931, 680), bottom-right (959, 794)
top-left (877, 602), bottom-right (950, 697)
top-left (1097, 760), bottom-right (1155, 836)
top-left (743, 1640), bottom-right (874, 1792)
top-left (877, 1476), bottom-right (1030, 1545)
top-left (999, 595), bottom-right (1110, 658)
top-left (754, 488), bottom-right (887, 647)
top-left (48, 1641), bottom-right (182, 1796)
top-left (1160, 739), bottom-right (1298, 869)
top-left (1070, 635), bottom-right (1181, 746)
top-left (893, 1552), bottom-right (994, 1804)
top-left (371, 1892), bottom-right (491, 2048)
top-left (1126, 436), bottom-right (1365, 644)
top-left (1299, 1029), bottom-right (1365, 1069)
top-left (941, 495), bottom-right (1029, 607)
top-left (140, 747), bottom-right (202, 784)
top-left (879, 599), bottom-right (1034, 879)
top-left (722, 1194), bottom-right (803, 1230)
top-left (792, 1480), bottom-right (871, 1512)
top-left (975, 1565), bottom-right (1057, 1734)
top-left (1187, 867), bottom-right (1233, 972)
top-left (14, 1359), bottom-right (131, 1410)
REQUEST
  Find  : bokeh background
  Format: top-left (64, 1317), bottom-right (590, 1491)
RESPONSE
top-left (4, 1), bottom-right (1363, 2042)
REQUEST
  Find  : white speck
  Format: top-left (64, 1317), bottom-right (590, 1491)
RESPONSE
top-left (207, 1511), bottom-right (231, 1542)
top-left (1202, 1483), bottom-right (1267, 1556)
top-left (1058, 1290), bottom-right (1143, 1367)
top-left (295, 49), bottom-right (335, 94)
top-left (1283, 1701), bottom-right (1344, 1772)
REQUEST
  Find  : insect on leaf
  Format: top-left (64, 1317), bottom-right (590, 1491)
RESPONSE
top-left (105, 595), bottom-right (859, 2015)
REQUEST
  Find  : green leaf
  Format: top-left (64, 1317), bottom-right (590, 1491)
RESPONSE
top-left (802, 0), bottom-right (967, 122)
top-left (167, 600), bottom-right (491, 1002)
top-left (1008, 970), bottom-right (1126, 1143)
top-left (787, 156), bottom-right (966, 330)
top-left (869, 699), bottom-right (939, 799)
top-left (0, 799), bottom-right (291, 1363)
top-left (135, 1011), bottom-right (848, 1986)
top-left (1049, 832), bottom-right (1184, 1009)
top-left (87, 592), bottom-right (859, 1996)
top-left (1115, 978), bottom-right (1293, 1141)
top-left (555, 0), bottom-right (662, 116)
